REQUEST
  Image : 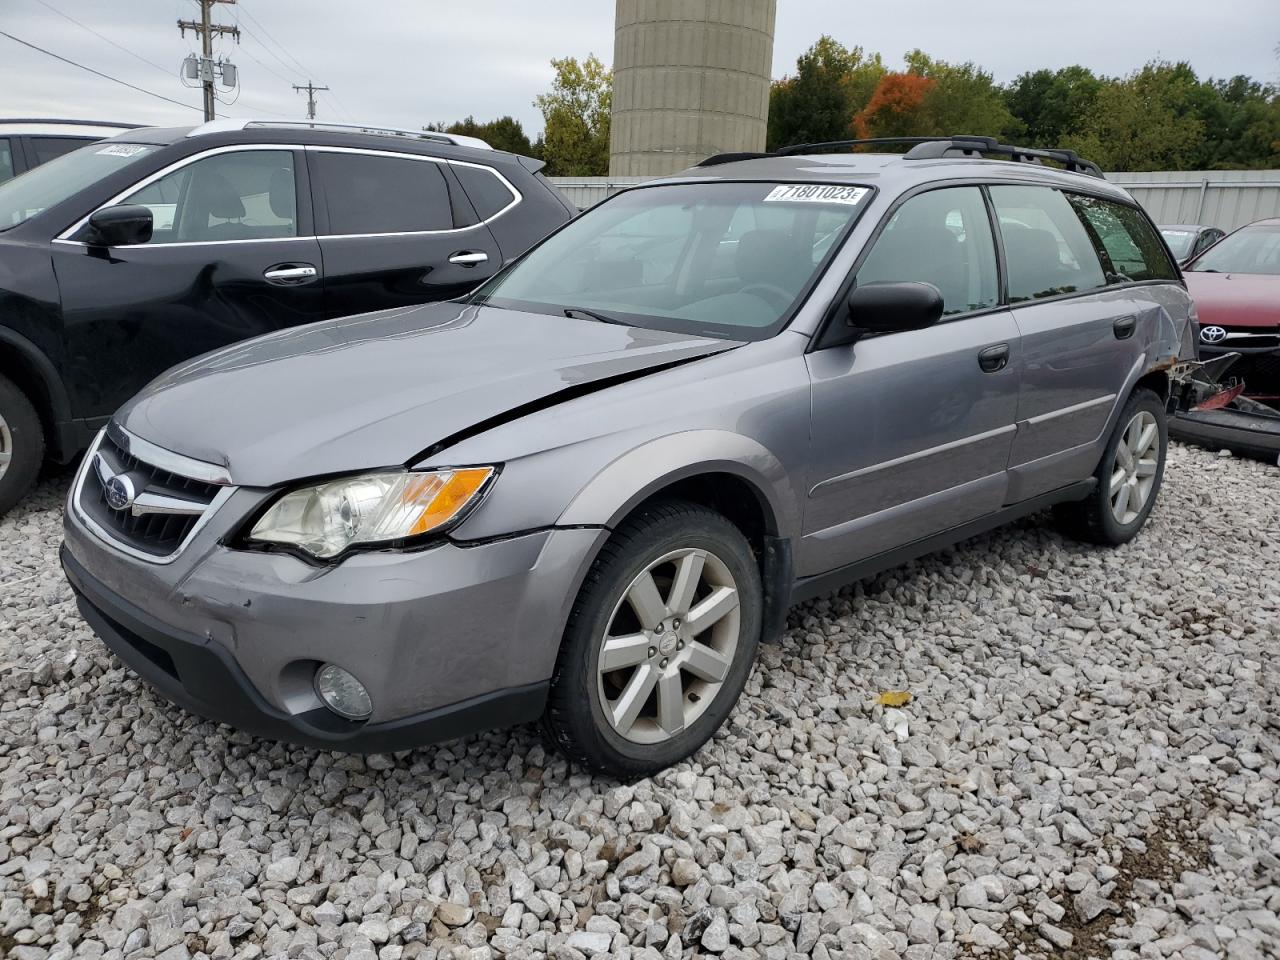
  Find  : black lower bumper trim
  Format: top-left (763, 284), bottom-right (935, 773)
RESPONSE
top-left (1171, 410), bottom-right (1280, 462)
top-left (60, 545), bottom-right (549, 753)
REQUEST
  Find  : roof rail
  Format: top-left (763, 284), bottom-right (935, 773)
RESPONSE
top-left (0, 118), bottom-right (141, 129)
top-left (185, 118), bottom-right (492, 151)
top-left (697, 135), bottom-right (1104, 179)
top-left (771, 135), bottom-right (1104, 179)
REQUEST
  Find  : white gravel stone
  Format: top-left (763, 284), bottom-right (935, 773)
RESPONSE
top-left (1, 443), bottom-right (1277, 959)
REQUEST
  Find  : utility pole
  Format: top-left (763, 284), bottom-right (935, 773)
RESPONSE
top-left (178, 0), bottom-right (240, 121)
top-left (292, 81), bottom-right (329, 120)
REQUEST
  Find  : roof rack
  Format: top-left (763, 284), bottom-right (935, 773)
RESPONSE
top-left (698, 135), bottom-right (1104, 179)
top-left (0, 118), bottom-right (141, 129)
top-left (185, 118), bottom-right (492, 151)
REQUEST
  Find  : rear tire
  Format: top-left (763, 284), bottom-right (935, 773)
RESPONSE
top-left (542, 499), bottom-right (762, 778)
top-left (0, 373), bottom-right (44, 518)
top-left (1054, 388), bottom-right (1167, 546)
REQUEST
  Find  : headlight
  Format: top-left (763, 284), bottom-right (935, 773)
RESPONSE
top-left (248, 467), bottom-right (495, 559)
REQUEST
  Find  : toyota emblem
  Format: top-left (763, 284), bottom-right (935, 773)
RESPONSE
top-left (1200, 325), bottom-right (1228, 344)
top-left (104, 473), bottom-right (136, 512)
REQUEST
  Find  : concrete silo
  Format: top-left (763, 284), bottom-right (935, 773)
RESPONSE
top-left (609, 0), bottom-right (777, 177)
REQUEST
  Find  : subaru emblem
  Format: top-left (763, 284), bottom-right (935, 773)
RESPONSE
top-left (1199, 325), bottom-right (1227, 344)
top-left (104, 473), bottom-right (136, 512)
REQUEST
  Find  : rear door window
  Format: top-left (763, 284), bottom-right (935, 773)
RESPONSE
top-left (315, 152), bottom-right (454, 235)
top-left (0, 138), bottom-right (13, 182)
top-left (855, 186), bottom-right (999, 316)
top-left (1067, 194), bottom-right (1178, 282)
top-left (989, 185), bottom-right (1107, 302)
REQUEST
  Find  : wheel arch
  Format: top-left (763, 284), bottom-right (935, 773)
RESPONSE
top-left (0, 327), bottom-right (71, 455)
top-left (558, 431), bottom-right (800, 642)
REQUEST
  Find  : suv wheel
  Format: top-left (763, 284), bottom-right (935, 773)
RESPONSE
top-left (543, 500), bottom-right (762, 777)
top-left (0, 373), bottom-right (44, 517)
top-left (1054, 388), bottom-right (1167, 546)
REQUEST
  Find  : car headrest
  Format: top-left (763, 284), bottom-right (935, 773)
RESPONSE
top-left (268, 168), bottom-right (294, 220)
top-left (189, 171), bottom-right (245, 221)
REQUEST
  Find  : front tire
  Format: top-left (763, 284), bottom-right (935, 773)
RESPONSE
top-left (542, 499), bottom-right (762, 778)
top-left (1054, 388), bottom-right (1167, 546)
top-left (0, 373), bottom-right (44, 518)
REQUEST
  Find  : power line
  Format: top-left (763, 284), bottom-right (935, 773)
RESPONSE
top-left (235, 38), bottom-right (298, 86)
top-left (236, 2), bottom-right (316, 80)
top-left (30, 0), bottom-right (175, 81)
top-left (0, 29), bottom-right (204, 114)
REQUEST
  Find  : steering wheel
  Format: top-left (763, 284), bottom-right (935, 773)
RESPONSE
top-left (740, 283), bottom-right (794, 310)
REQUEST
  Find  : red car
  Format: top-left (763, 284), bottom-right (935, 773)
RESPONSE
top-left (1183, 217), bottom-right (1280, 401)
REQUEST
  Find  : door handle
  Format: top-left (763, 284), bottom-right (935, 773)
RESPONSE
top-left (448, 251), bottom-right (489, 267)
top-left (978, 343), bottom-right (1010, 373)
top-left (1113, 315), bottom-right (1137, 340)
top-left (263, 263), bottom-right (318, 285)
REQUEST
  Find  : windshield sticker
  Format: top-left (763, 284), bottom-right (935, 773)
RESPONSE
top-left (763, 184), bottom-right (868, 206)
top-left (96, 144), bottom-right (148, 157)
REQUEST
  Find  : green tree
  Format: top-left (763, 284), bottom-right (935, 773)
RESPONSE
top-left (767, 36), bottom-right (884, 149)
top-left (1189, 75), bottom-right (1280, 169)
top-left (427, 115), bottom-right (537, 156)
top-left (1004, 66), bottom-right (1102, 146)
top-left (533, 54), bottom-right (611, 175)
top-left (1064, 62), bottom-right (1206, 171)
top-left (903, 51), bottom-right (1021, 140)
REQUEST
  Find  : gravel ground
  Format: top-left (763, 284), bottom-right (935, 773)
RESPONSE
top-left (1, 442), bottom-right (1278, 960)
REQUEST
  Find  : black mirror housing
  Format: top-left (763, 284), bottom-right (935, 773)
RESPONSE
top-left (847, 281), bottom-right (945, 334)
top-left (87, 204), bottom-right (154, 247)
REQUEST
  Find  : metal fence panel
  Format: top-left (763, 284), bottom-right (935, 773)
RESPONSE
top-left (551, 170), bottom-right (1280, 230)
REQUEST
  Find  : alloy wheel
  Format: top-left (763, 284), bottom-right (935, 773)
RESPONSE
top-left (596, 547), bottom-right (742, 745)
top-left (1109, 410), bottom-right (1159, 524)
top-left (0, 410), bottom-right (11, 484)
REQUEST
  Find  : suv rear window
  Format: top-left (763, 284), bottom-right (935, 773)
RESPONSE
top-left (315, 152), bottom-right (453, 235)
top-left (1068, 195), bottom-right (1178, 282)
top-left (990, 185), bottom-right (1107, 302)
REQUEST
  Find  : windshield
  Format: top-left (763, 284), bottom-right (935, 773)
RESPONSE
top-left (1187, 224), bottom-right (1280, 275)
top-left (472, 180), bottom-right (872, 340)
top-left (0, 141), bottom-right (158, 230)
top-left (1160, 229), bottom-right (1195, 258)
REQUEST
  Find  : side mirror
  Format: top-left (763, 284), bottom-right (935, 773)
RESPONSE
top-left (848, 281), bottom-right (945, 333)
top-left (86, 204), bottom-right (153, 247)
top-left (821, 281), bottom-right (945, 348)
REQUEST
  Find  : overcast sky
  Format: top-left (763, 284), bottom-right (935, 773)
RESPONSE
top-left (2, 0), bottom-right (1277, 134)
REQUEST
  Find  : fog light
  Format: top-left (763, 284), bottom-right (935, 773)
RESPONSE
top-left (314, 663), bottom-right (372, 720)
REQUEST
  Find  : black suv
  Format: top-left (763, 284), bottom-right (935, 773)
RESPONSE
top-left (0, 119), bottom-right (576, 513)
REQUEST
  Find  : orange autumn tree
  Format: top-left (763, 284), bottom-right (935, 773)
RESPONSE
top-left (853, 72), bottom-right (935, 138)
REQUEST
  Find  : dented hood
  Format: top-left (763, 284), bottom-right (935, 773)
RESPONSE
top-left (116, 302), bottom-right (735, 487)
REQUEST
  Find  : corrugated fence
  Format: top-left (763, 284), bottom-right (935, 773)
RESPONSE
top-left (550, 170), bottom-right (1280, 230)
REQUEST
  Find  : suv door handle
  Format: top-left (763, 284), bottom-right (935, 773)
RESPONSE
top-left (978, 343), bottom-right (1010, 373)
top-left (1113, 315), bottom-right (1137, 340)
top-left (263, 263), bottom-right (318, 285)
top-left (448, 251), bottom-right (489, 267)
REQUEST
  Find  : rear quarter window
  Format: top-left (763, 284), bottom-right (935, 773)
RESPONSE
top-left (1067, 194), bottom-right (1179, 283)
top-left (452, 163), bottom-right (517, 221)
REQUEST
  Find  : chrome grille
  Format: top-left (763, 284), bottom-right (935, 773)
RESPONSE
top-left (74, 429), bottom-right (232, 561)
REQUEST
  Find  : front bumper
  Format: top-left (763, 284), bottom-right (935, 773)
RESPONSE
top-left (1197, 340), bottom-right (1280, 400)
top-left (62, 506), bottom-right (606, 752)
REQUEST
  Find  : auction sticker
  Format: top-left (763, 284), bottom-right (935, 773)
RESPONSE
top-left (96, 144), bottom-right (149, 157)
top-left (763, 184), bottom-right (868, 205)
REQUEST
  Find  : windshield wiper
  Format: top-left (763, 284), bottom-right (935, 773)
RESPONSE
top-left (564, 306), bottom-right (629, 326)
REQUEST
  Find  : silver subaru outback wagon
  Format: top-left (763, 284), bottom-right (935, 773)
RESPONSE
top-left (61, 136), bottom-right (1196, 776)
